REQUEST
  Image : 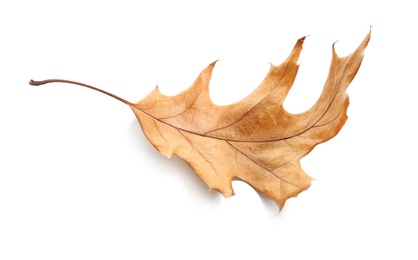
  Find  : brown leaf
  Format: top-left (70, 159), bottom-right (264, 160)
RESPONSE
top-left (30, 31), bottom-right (370, 209)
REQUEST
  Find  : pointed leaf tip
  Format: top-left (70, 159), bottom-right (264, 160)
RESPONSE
top-left (209, 60), bottom-right (219, 67)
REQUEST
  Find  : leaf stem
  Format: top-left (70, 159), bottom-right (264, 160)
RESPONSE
top-left (29, 79), bottom-right (133, 106)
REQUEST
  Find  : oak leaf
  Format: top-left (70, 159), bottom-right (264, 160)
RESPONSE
top-left (30, 31), bottom-right (370, 209)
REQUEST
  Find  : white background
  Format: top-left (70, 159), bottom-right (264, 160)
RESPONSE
top-left (1, 0), bottom-right (417, 259)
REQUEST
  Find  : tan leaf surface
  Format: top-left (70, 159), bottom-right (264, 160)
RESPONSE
top-left (30, 31), bottom-right (370, 208)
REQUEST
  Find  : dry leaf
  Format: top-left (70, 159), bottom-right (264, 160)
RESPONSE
top-left (30, 31), bottom-right (370, 209)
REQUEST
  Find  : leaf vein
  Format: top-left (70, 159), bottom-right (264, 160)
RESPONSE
top-left (226, 141), bottom-right (298, 187)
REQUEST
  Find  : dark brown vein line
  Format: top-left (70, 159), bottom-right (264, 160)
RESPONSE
top-left (152, 117), bottom-right (169, 145)
top-left (226, 141), bottom-right (298, 187)
top-left (176, 128), bottom-right (223, 183)
top-left (158, 89), bottom-right (205, 120)
top-left (311, 110), bottom-right (343, 128)
top-left (204, 59), bottom-right (295, 136)
top-left (308, 52), bottom-right (354, 129)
